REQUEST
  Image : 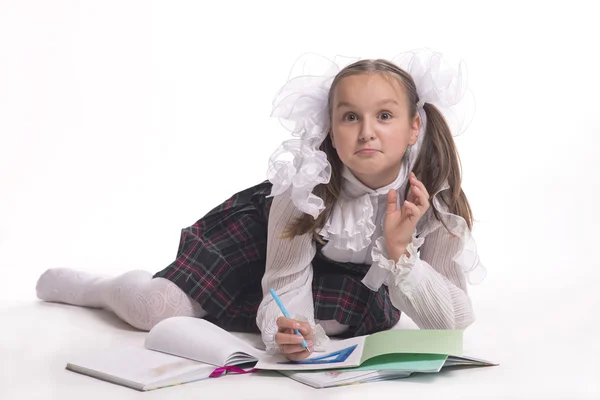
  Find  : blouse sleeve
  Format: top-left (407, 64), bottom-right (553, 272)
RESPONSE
top-left (255, 192), bottom-right (328, 353)
top-left (368, 225), bottom-right (476, 330)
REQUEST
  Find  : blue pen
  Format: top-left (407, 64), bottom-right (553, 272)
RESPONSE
top-left (269, 288), bottom-right (311, 353)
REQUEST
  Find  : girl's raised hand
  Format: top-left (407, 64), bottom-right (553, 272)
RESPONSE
top-left (275, 317), bottom-right (314, 361)
top-left (384, 172), bottom-right (430, 261)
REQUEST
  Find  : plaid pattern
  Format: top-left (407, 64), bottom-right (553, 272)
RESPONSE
top-left (311, 247), bottom-right (401, 337)
top-left (153, 180), bottom-right (400, 336)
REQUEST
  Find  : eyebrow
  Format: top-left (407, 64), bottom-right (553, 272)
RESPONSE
top-left (336, 99), bottom-right (400, 109)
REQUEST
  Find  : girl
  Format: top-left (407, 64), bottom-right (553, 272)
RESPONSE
top-left (36, 49), bottom-right (486, 361)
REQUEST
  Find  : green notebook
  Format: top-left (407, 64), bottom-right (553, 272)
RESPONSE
top-left (255, 329), bottom-right (464, 371)
top-left (278, 353), bottom-right (497, 389)
top-left (338, 352), bottom-right (497, 373)
top-left (342, 353), bottom-right (449, 373)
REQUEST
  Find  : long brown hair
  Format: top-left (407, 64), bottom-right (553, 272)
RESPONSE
top-left (281, 59), bottom-right (473, 242)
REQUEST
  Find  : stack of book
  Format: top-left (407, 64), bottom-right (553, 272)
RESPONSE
top-left (66, 316), bottom-right (497, 390)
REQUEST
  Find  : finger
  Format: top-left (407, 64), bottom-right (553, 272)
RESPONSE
top-left (403, 200), bottom-right (422, 222)
top-left (409, 172), bottom-right (427, 197)
top-left (410, 185), bottom-right (429, 211)
top-left (277, 328), bottom-right (295, 339)
top-left (281, 342), bottom-right (314, 355)
top-left (410, 172), bottom-right (430, 199)
top-left (408, 185), bottom-right (420, 205)
top-left (276, 317), bottom-right (313, 339)
top-left (386, 189), bottom-right (398, 215)
top-left (275, 331), bottom-right (309, 345)
top-left (276, 317), bottom-right (298, 331)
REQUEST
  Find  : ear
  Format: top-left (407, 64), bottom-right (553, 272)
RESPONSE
top-left (329, 130), bottom-right (336, 148)
top-left (408, 114), bottom-right (421, 146)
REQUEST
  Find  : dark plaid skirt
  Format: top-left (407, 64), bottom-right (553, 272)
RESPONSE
top-left (153, 180), bottom-right (401, 337)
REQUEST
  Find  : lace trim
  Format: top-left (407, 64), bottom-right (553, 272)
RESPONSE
top-left (362, 234), bottom-right (425, 291)
top-left (318, 194), bottom-right (375, 251)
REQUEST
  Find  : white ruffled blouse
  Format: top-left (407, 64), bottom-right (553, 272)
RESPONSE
top-left (256, 165), bottom-right (476, 354)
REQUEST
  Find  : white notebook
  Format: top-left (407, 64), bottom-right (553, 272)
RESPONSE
top-left (67, 347), bottom-right (216, 391)
top-left (279, 369), bottom-right (413, 389)
top-left (66, 317), bottom-right (264, 391)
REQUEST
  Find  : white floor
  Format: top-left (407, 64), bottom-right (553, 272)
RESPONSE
top-left (1, 270), bottom-right (599, 399)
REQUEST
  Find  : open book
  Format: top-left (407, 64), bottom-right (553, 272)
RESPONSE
top-left (66, 317), bottom-right (264, 391)
top-left (279, 354), bottom-right (497, 388)
top-left (255, 329), bottom-right (466, 370)
top-left (66, 316), bottom-right (496, 391)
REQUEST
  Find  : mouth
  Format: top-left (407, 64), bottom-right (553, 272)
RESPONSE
top-left (355, 148), bottom-right (381, 154)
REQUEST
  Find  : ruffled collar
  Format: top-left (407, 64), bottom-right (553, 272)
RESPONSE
top-left (318, 163), bottom-right (409, 251)
top-left (341, 165), bottom-right (408, 199)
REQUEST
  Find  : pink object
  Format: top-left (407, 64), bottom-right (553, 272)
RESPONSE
top-left (209, 366), bottom-right (257, 378)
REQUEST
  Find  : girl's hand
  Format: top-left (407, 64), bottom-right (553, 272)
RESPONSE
top-left (275, 317), bottom-right (314, 361)
top-left (384, 172), bottom-right (430, 262)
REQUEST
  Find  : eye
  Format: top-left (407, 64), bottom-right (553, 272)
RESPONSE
top-left (343, 113), bottom-right (358, 122)
top-left (379, 112), bottom-right (393, 120)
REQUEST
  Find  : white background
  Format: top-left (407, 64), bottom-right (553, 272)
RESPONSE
top-left (1, 1), bottom-right (599, 399)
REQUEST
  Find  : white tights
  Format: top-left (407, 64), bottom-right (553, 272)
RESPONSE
top-left (35, 268), bottom-right (349, 335)
top-left (35, 268), bottom-right (207, 331)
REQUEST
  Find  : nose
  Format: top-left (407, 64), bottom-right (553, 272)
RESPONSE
top-left (358, 119), bottom-right (376, 142)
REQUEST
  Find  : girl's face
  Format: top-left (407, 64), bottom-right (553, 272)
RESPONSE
top-left (330, 73), bottom-right (420, 189)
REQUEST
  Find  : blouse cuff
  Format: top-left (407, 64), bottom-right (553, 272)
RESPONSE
top-left (260, 319), bottom-right (281, 355)
top-left (362, 233), bottom-right (425, 291)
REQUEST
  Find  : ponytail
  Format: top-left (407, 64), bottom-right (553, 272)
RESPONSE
top-left (409, 102), bottom-right (473, 232)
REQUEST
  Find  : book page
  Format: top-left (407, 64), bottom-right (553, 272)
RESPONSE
top-left (145, 317), bottom-right (264, 366)
top-left (445, 355), bottom-right (498, 367)
top-left (360, 329), bottom-right (463, 364)
top-left (337, 353), bottom-right (448, 373)
top-left (280, 369), bottom-right (381, 388)
top-left (280, 369), bottom-right (412, 388)
top-left (67, 346), bottom-right (213, 387)
top-left (254, 335), bottom-right (366, 371)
